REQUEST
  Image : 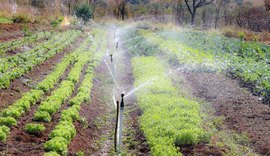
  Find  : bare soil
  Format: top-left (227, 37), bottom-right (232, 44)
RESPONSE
top-left (69, 29), bottom-right (150, 156)
top-left (177, 71), bottom-right (270, 155)
top-left (68, 56), bottom-right (110, 155)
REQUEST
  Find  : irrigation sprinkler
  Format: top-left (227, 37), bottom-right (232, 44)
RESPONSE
top-left (114, 101), bottom-right (119, 152)
top-left (114, 93), bottom-right (125, 153)
top-left (118, 93), bottom-right (125, 149)
top-left (110, 54), bottom-right (113, 63)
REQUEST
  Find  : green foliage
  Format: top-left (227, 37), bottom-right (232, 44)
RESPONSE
top-left (0, 17), bottom-right (12, 23)
top-left (22, 24), bottom-right (31, 37)
top-left (132, 57), bottom-right (209, 155)
top-left (76, 151), bottom-right (84, 156)
top-left (0, 30), bottom-right (81, 89)
top-left (61, 107), bottom-right (80, 122)
top-left (1, 90), bottom-right (44, 119)
top-left (74, 4), bottom-right (93, 22)
top-left (44, 29), bottom-right (106, 155)
top-left (33, 111), bottom-right (52, 122)
top-left (0, 126), bottom-right (10, 142)
top-left (124, 29), bottom-right (158, 56)
top-left (24, 123), bottom-right (45, 134)
top-left (36, 80), bottom-right (74, 118)
top-left (0, 31), bottom-right (50, 55)
top-left (44, 137), bottom-right (68, 155)
top-left (141, 29), bottom-right (270, 104)
top-left (50, 16), bottom-right (64, 28)
top-left (49, 121), bottom-right (76, 142)
top-left (0, 117), bottom-right (17, 127)
top-left (44, 152), bottom-right (61, 156)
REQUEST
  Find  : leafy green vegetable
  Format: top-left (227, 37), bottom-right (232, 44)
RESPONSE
top-left (24, 123), bottom-right (45, 134)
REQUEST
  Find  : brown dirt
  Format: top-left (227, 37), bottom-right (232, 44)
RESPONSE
top-left (68, 32), bottom-right (112, 155)
top-left (177, 71), bottom-right (270, 155)
top-left (68, 59), bottom-right (109, 155)
top-left (0, 35), bottom-right (84, 111)
top-left (180, 143), bottom-right (226, 156)
top-left (0, 23), bottom-right (50, 42)
top-left (69, 29), bottom-right (150, 156)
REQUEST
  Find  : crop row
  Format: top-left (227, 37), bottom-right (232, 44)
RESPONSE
top-left (0, 31), bottom-right (51, 55)
top-left (132, 56), bottom-right (209, 155)
top-left (139, 30), bottom-right (219, 72)
top-left (0, 31), bottom-right (71, 74)
top-left (0, 30), bottom-right (81, 89)
top-left (33, 35), bottom-right (99, 123)
top-left (43, 30), bottom-right (106, 156)
top-left (157, 30), bottom-right (270, 103)
top-left (0, 30), bottom-right (92, 142)
top-left (140, 30), bottom-right (270, 103)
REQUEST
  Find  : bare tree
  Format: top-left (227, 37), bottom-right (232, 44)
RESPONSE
top-left (184, 0), bottom-right (214, 25)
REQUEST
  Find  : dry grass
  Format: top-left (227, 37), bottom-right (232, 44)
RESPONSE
top-left (222, 26), bottom-right (270, 45)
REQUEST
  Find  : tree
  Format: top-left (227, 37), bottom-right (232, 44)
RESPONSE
top-left (184, 0), bottom-right (214, 25)
top-left (74, 4), bottom-right (93, 22)
top-left (118, 0), bottom-right (127, 20)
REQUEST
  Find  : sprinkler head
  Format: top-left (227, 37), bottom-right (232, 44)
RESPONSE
top-left (120, 93), bottom-right (124, 108)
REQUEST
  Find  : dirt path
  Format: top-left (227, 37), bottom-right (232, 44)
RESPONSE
top-left (68, 27), bottom-right (150, 156)
top-left (175, 70), bottom-right (270, 155)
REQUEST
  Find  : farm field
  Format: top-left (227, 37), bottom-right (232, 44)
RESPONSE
top-left (0, 23), bottom-right (269, 156)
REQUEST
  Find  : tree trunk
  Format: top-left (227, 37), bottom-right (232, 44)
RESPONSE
top-left (191, 11), bottom-right (196, 26)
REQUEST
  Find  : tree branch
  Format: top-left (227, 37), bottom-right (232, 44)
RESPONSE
top-left (184, 0), bottom-right (193, 14)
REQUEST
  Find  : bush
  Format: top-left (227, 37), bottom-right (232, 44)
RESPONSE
top-left (74, 4), bottom-right (93, 22)
top-left (25, 123), bottom-right (45, 134)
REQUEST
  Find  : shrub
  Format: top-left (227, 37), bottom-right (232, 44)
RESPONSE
top-left (25, 123), bottom-right (45, 134)
top-left (74, 4), bottom-right (93, 22)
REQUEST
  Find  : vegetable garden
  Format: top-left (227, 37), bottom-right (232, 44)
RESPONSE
top-left (0, 23), bottom-right (269, 156)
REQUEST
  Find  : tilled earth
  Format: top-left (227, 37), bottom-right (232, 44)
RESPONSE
top-left (179, 72), bottom-right (270, 155)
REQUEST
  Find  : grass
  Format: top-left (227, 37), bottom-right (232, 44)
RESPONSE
top-left (0, 17), bottom-right (12, 24)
